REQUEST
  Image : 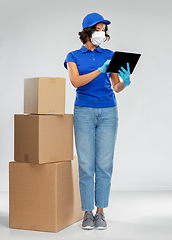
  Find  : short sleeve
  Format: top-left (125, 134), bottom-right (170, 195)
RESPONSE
top-left (107, 49), bottom-right (114, 59)
top-left (64, 51), bottom-right (76, 70)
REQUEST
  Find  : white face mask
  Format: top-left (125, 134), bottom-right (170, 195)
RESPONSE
top-left (90, 31), bottom-right (106, 46)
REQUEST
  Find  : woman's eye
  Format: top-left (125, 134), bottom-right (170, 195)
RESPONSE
top-left (95, 29), bottom-right (105, 32)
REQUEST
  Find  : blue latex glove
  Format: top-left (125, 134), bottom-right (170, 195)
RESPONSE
top-left (118, 62), bottom-right (131, 86)
top-left (98, 59), bottom-right (111, 73)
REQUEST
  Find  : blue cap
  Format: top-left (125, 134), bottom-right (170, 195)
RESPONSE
top-left (82, 12), bottom-right (111, 30)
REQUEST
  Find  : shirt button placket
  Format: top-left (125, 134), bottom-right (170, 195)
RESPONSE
top-left (92, 53), bottom-right (95, 63)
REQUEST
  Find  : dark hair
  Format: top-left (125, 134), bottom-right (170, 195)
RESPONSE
top-left (78, 23), bottom-right (110, 44)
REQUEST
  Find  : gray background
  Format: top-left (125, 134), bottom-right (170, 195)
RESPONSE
top-left (0, 0), bottom-right (171, 191)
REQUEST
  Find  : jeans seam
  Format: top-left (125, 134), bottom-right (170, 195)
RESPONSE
top-left (95, 114), bottom-right (97, 206)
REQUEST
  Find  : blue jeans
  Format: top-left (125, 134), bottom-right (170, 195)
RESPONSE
top-left (73, 106), bottom-right (119, 211)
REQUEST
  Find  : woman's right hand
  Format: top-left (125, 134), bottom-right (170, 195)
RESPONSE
top-left (98, 59), bottom-right (111, 73)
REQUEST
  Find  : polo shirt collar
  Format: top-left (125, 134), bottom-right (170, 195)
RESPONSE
top-left (80, 45), bottom-right (103, 53)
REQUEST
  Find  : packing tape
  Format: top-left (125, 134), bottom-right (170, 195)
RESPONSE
top-left (48, 109), bottom-right (55, 113)
top-left (49, 78), bottom-right (56, 84)
top-left (24, 154), bottom-right (29, 162)
top-left (29, 163), bottom-right (36, 167)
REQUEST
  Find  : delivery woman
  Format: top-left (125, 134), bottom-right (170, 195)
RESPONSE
top-left (64, 12), bottom-right (131, 230)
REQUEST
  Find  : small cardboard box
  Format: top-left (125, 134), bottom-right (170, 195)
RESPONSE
top-left (24, 77), bottom-right (65, 115)
top-left (14, 114), bottom-right (73, 164)
top-left (9, 156), bottom-right (84, 233)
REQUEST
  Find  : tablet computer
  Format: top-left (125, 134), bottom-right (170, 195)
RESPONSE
top-left (106, 51), bottom-right (141, 74)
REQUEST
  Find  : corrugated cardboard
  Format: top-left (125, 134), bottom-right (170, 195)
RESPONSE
top-left (9, 156), bottom-right (84, 233)
top-left (14, 114), bottom-right (73, 164)
top-left (24, 77), bottom-right (65, 115)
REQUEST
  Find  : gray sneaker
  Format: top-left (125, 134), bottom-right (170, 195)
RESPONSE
top-left (94, 212), bottom-right (107, 230)
top-left (82, 212), bottom-right (94, 230)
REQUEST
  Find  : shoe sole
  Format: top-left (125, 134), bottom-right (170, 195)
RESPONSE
top-left (82, 226), bottom-right (94, 230)
top-left (95, 226), bottom-right (107, 230)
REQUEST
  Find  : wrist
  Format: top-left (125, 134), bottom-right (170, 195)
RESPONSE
top-left (123, 79), bottom-right (131, 86)
top-left (98, 67), bottom-right (104, 73)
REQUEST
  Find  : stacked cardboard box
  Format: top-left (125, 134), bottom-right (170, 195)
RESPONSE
top-left (9, 77), bottom-right (84, 232)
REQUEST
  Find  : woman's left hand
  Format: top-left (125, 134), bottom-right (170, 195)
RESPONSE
top-left (118, 62), bottom-right (131, 86)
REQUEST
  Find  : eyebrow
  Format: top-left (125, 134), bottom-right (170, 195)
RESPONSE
top-left (96, 26), bottom-right (105, 30)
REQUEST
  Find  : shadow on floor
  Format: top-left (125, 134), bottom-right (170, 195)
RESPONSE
top-left (0, 214), bottom-right (9, 228)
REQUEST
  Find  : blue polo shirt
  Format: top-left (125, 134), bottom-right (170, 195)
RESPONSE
top-left (64, 45), bottom-right (117, 108)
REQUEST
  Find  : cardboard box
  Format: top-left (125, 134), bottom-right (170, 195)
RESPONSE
top-left (24, 77), bottom-right (65, 115)
top-left (9, 156), bottom-right (84, 232)
top-left (14, 114), bottom-right (73, 164)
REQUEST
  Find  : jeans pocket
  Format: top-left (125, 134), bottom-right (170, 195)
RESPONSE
top-left (74, 106), bottom-right (83, 115)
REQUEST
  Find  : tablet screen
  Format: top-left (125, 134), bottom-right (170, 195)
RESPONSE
top-left (106, 51), bottom-right (141, 74)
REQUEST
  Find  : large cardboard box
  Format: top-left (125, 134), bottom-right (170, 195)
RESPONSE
top-left (9, 156), bottom-right (84, 232)
top-left (14, 114), bottom-right (73, 164)
top-left (24, 77), bottom-right (65, 115)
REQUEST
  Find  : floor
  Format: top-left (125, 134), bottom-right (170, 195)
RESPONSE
top-left (1, 190), bottom-right (172, 240)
